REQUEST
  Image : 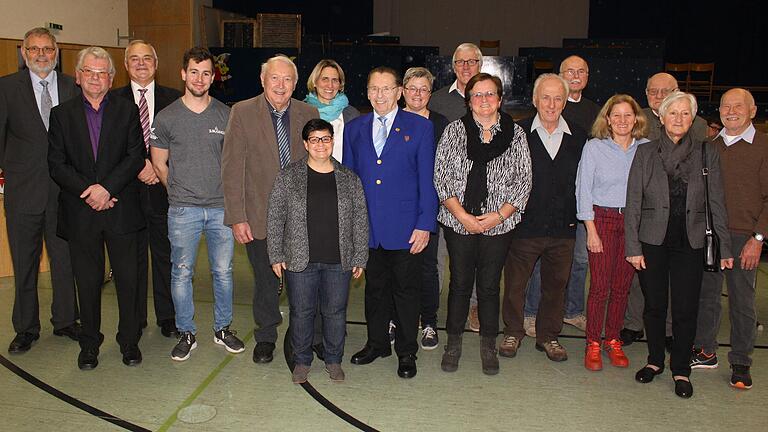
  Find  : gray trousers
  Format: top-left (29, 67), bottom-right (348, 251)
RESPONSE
top-left (694, 232), bottom-right (757, 366)
top-left (624, 274), bottom-right (673, 336)
top-left (246, 238), bottom-right (283, 344)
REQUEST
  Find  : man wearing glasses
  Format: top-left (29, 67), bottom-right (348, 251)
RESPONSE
top-left (428, 43), bottom-right (484, 122)
top-left (0, 27), bottom-right (81, 354)
top-left (48, 47), bottom-right (145, 369)
top-left (343, 67), bottom-right (438, 379)
top-left (559, 55), bottom-right (600, 135)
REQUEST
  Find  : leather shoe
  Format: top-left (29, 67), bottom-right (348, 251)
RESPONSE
top-left (312, 343), bottom-right (325, 361)
top-left (121, 345), bottom-right (142, 366)
top-left (53, 323), bottom-right (82, 341)
top-left (635, 365), bottom-right (664, 383)
top-left (253, 342), bottom-right (275, 363)
top-left (674, 378), bottom-right (693, 398)
top-left (397, 354), bottom-right (418, 379)
top-left (158, 319), bottom-right (179, 338)
top-left (78, 348), bottom-right (99, 370)
top-left (619, 328), bottom-right (643, 346)
top-left (8, 333), bottom-right (39, 354)
top-left (350, 345), bottom-right (391, 365)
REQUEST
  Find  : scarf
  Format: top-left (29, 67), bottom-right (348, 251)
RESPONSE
top-left (304, 92), bottom-right (349, 122)
top-left (461, 111), bottom-right (516, 216)
top-left (658, 130), bottom-right (695, 182)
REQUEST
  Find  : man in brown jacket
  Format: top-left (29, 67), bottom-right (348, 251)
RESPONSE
top-left (221, 55), bottom-right (318, 363)
top-left (692, 88), bottom-right (767, 390)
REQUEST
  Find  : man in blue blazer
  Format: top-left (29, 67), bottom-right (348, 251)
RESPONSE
top-left (343, 66), bottom-right (438, 379)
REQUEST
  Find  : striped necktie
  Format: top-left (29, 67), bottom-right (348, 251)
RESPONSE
top-left (40, 80), bottom-right (53, 130)
top-left (374, 116), bottom-right (387, 157)
top-left (138, 88), bottom-right (150, 150)
top-left (274, 110), bottom-right (290, 168)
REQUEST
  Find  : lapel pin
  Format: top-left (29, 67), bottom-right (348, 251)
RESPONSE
top-left (395, 128), bottom-right (400, 132)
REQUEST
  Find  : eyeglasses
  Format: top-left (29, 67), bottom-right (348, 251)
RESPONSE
top-left (563, 68), bottom-right (588, 76)
top-left (367, 86), bottom-right (398, 95)
top-left (307, 136), bottom-right (333, 144)
top-left (470, 91), bottom-right (498, 99)
top-left (454, 59), bottom-right (480, 67)
top-left (646, 88), bottom-right (676, 97)
top-left (79, 68), bottom-right (111, 79)
top-left (25, 46), bottom-right (56, 55)
top-left (405, 86), bottom-right (431, 95)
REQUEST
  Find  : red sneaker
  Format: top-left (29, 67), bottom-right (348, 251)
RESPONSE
top-left (604, 339), bottom-right (629, 367)
top-left (585, 340), bottom-right (602, 371)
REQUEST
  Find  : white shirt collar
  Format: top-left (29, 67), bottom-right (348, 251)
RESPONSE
top-left (29, 69), bottom-right (56, 87)
top-left (449, 80), bottom-right (465, 97)
top-left (718, 123), bottom-right (756, 146)
top-left (130, 80), bottom-right (155, 93)
top-left (531, 114), bottom-right (571, 135)
top-left (568, 94), bottom-right (582, 103)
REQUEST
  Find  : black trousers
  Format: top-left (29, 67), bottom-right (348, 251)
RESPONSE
top-left (365, 247), bottom-right (422, 356)
top-left (443, 227), bottom-right (512, 338)
top-left (246, 238), bottom-right (282, 344)
top-left (69, 226), bottom-right (141, 350)
top-left (6, 189), bottom-right (78, 335)
top-left (136, 190), bottom-right (174, 326)
top-left (639, 241), bottom-right (703, 377)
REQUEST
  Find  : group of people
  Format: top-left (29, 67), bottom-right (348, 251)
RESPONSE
top-left (1, 29), bottom-right (765, 400)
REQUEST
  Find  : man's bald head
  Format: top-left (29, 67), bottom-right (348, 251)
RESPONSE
top-left (719, 88), bottom-right (757, 136)
top-left (645, 72), bottom-right (679, 113)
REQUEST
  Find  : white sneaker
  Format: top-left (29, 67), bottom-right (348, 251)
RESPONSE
top-left (524, 316), bottom-right (536, 338)
top-left (563, 314), bottom-right (587, 332)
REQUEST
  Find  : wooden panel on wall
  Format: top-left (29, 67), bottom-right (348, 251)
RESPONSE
top-left (129, 0), bottom-right (193, 92)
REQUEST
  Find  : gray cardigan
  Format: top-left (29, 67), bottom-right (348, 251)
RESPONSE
top-left (267, 156), bottom-right (369, 272)
top-left (624, 139), bottom-right (732, 259)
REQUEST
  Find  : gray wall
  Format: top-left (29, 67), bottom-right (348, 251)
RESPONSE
top-left (373, 0), bottom-right (589, 55)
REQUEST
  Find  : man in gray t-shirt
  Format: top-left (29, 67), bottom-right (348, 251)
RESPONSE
top-left (150, 47), bottom-right (245, 362)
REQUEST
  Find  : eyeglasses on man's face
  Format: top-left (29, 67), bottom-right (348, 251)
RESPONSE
top-left (25, 46), bottom-right (56, 55)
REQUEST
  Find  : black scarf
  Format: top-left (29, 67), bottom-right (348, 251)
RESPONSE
top-left (658, 130), bottom-right (696, 182)
top-left (461, 111), bottom-right (516, 216)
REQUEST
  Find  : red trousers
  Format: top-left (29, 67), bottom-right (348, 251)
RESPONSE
top-left (586, 207), bottom-right (636, 342)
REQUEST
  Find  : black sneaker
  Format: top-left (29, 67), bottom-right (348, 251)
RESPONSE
top-left (171, 332), bottom-right (197, 361)
top-left (388, 320), bottom-right (396, 345)
top-left (419, 325), bottom-right (439, 350)
top-left (214, 326), bottom-right (245, 353)
top-left (690, 348), bottom-right (718, 369)
top-left (730, 365), bottom-right (753, 389)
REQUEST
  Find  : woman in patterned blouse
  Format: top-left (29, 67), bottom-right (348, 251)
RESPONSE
top-left (433, 73), bottom-right (532, 375)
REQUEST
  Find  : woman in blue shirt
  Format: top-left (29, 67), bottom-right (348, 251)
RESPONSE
top-left (575, 94), bottom-right (648, 372)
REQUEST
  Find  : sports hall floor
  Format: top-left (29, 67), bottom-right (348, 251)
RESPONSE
top-left (1, 242), bottom-right (767, 432)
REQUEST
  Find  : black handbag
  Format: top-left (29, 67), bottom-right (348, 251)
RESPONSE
top-left (701, 141), bottom-right (721, 272)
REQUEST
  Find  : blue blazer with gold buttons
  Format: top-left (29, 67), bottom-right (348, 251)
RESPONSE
top-left (342, 108), bottom-right (438, 250)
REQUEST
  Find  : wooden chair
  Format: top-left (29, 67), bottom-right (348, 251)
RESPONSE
top-left (688, 63), bottom-right (715, 102)
top-left (533, 60), bottom-right (554, 78)
top-left (665, 63), bottom-right (691, 91)
top-left (479, 40), bottom-right (500, 56)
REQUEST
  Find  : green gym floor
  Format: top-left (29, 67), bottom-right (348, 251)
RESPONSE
top-left (2, 242), bottom-right (767, 432)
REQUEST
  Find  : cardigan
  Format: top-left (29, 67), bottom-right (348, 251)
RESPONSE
top-left (266, 156), bottom-right (369, 272)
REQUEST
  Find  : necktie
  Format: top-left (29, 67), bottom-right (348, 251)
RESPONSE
top-left (275, 110), bottom-right (290, 168)
top-left (138, 89), bottom-right (150, 150)
top-left (374, 116), bottom-right (387, 157)
top-left (40, 80), bottom-right (53, 130)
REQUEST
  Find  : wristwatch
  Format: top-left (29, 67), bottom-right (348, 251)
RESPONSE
top-left (753, 232), bottom-right (764, 242)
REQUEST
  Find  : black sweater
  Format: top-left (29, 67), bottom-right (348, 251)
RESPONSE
top-left (513, 117), bottom-right (587, 239)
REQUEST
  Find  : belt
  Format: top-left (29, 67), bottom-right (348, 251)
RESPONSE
top-left (595, 205), bottom-right (624, 214)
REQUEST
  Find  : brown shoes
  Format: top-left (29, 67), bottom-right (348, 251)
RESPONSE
top-left (467, 305), bottom-right (480, 332)
top-left (536, 339), bottom-right (568, 362)
top-left (499, 335), bottom-right (521, 358)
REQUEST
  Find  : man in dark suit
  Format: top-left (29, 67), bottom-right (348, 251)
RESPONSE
top-left (342, 66), bottom-right (438, 379)
top-left (0, 27), bottom-right (81, 354)
top-left (112, 40), bottom-right (181, 338)
top-left (48, 47), bottom-right (145, 370)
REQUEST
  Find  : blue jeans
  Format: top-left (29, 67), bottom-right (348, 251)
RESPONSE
top-left (524, 223), bottom-right (587, 318)
top-left (168, 206), bottom-right (234, 334)
top-left (286, 262), bottom-right (351, 365)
